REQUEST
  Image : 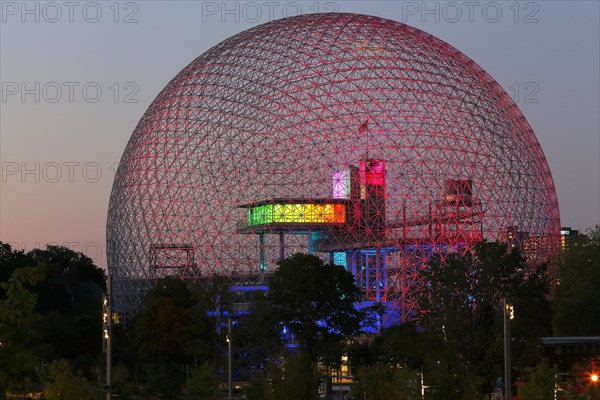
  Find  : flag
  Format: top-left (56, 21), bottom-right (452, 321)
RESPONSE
top-left (358, 119), bottom-right (369, 134)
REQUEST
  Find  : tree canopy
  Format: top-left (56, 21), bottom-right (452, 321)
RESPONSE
top-left (369, 242), bottom-right (553, 399)
top-left (3, 232), bottom-right (598, 398)
top-left (127, 276), bottom-right (233, 398)
top-left (0, 242), bottom-right (106, 395)
top-left (267, 253), bottom-right (377, 364)
top-left (0, 263), bottom-right (46, 395)
top-left (43, 359), bottom-right (92, 400)
top-left (553, 226), bottom-right (600, 335)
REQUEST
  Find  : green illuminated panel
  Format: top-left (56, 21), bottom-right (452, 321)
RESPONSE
top-left (248, 204), bottom-right (273, 226)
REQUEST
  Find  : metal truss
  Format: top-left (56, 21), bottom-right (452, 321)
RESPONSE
top-left (106, 13), bottom-right (560, 321)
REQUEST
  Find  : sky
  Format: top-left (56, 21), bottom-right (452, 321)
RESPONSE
top-left (1, 0), bottom-right (598, 269)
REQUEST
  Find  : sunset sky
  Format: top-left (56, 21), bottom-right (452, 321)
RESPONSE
top-left (1, 1), bottom-right (598, 268)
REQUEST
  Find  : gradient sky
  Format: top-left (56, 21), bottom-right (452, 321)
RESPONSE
top-left (1, 1), bottom-right (598, 269)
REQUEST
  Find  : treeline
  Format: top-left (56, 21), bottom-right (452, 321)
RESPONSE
top-left (0, 244), bottom-right (106, 398)
top-left (1, 227), bottom-right (599, 399)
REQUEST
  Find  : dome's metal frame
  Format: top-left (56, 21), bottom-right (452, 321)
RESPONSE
top-left (107, 13), bottom-right (560, 323)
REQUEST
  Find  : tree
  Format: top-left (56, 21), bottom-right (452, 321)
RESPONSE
top-left (242, 371), bottom-right (270, 400)
top-left (367, 323), bottom-right (425, 369)
top-left (0, 263), bottom-right (46, 395)
top-left (28, 245), bottom-right (105, 290)
top-left (348, 323), bottom-right (427, 398)
top-left (266, 353), bottom-right (320, 400)
top-left (553, 226), bottom-right (600, 335)
top-left (416, 242), bottom-right (552, 398)
top-left (238, 291), bottom-right (282, 366)
top-left (267, 253), bottom-right (375, 365)
top-left (517, 361), bottom-right (555, 400)
top-left (26, 245), bottom-right (106, 377)
top-left (0, 243), bottom-right (106, 393)
top-left (263, 253), bottom-right (381, 399)
top-left (187, 363), bottom-right (218, 399)
top-left (131, 277), bottom-right (195, 397)
top-left (0, 242), bottom-right (34, 286)
top-left (43, 358), bottom-right (92, 400)
top-left (131, 276), bottom-right (232, 397)
top-left (28, 245), bottom-right (106, 314)
top-left (187, 274), bottom-right (233, 369)
top-left (135, 295), bottom-right (192, 365)
top-left (351, 364), bottom-right (420, 400)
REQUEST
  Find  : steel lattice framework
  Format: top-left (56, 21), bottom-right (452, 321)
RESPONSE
top-left (107, 13), bottom-right (560, 321)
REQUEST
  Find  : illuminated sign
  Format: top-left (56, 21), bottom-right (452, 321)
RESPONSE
top-left (247, 203), bottom-right (345, 227)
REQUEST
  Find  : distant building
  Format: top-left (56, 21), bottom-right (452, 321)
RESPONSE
top-left (543, 336), bottom-right (600, 392)
top-left (560, 227), bottom-right (579, 249)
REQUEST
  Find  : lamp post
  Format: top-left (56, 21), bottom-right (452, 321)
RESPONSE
top-left (503, 298), bottom-right (514, 400)
top-left (103, 274), bottom-right (112, 400)
top-left (227, 317), bottom-right (232, 400)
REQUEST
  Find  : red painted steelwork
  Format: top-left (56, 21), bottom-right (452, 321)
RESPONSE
top-left (107, 13), bottom-right (560, 319)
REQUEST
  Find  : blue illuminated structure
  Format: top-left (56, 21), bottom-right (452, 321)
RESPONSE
top-left (237, 157), bottom-right (482, 325)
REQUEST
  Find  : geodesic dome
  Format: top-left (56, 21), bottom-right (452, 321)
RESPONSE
top-left (107, 13), bottom-right (560, 316)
